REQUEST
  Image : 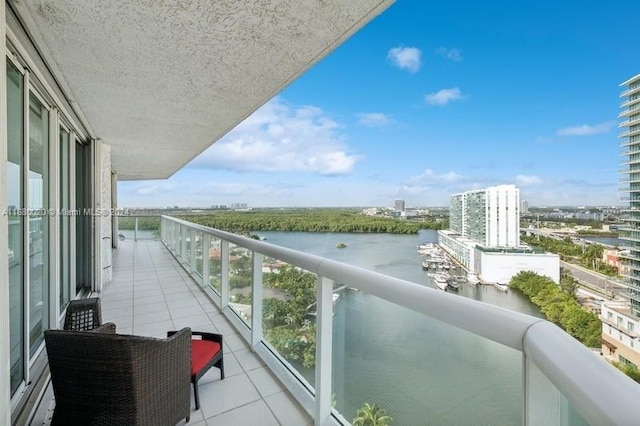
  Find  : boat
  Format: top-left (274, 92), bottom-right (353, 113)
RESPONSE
top-left (494, 282), bottom-right (509, 292)
top-left (467, 273), bottom-right (480, 285)
top-left (432, 273), bottom-right (449, 290)
top-left (336, 242), bottom-right (347, 248)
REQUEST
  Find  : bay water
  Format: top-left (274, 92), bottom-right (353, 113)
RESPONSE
top-left (257, 230), bottom-right (542, 425)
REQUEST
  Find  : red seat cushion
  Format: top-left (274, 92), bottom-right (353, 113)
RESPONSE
top-left (191, 340), bottom-right (222, 376)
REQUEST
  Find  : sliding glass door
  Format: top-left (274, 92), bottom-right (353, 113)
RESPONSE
top-left (27, 92), bottom-right (49, 357)
top-left (7, 61), bottom-right (24, 397)
top-left (59, 127), bottom-right (71, 309)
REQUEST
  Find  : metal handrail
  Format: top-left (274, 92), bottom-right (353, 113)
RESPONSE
top-left (161, 215), bottom-right (640, 425)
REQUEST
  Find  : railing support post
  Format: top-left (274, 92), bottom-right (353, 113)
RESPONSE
top-left (221, 240), bottom-right (230, 309)
top-left (523, 353), bottom-right (529, 425)
top-left (315, 276), bottom-right (333, 425)
top-left (251, 252), bottom-right (264, 348)
top-left (134, 216), bottom-right (138, 241)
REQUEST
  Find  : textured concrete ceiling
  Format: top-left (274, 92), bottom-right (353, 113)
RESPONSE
top-left (16, 0), bottom-right (393, 180)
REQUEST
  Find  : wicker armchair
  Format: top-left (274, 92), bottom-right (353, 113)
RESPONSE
top-left (44, 325), bottom-right (192, 425)
top-left (63, 297), bottom-right (102, 331)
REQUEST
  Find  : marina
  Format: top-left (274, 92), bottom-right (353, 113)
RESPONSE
top-left (417, 241), bottom-right (507, 291)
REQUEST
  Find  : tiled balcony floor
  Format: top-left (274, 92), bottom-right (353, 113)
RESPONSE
top-left (33, 239), bottom-right (312, 426)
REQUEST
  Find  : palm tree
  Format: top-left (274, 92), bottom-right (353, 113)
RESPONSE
top-left (353, 403), bottom-right (392, 426)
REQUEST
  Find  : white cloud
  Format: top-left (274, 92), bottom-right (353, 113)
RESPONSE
top-left (425, 88), bottom-right (463, 106)
top-left (357, 112), bottom-right (392, 127)
top-left (556, 121), bottom-right (615, 136)
top-left (410, 169), bottom-right (463, 183)
top-left (190, 99), bottom-right (359, 175)
top-left (515, 174), bottom-right (542, 186)
top-left (133, 182), bottom-right (177, 196)
top-left (387, 47), bottom-right (422, 73)
top-left (397, 185), bottom-right (430, 195)
top-left (436, 47), bottom-right (463, 61)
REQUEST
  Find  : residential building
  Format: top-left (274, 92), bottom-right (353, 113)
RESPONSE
top-left (399, 210), bottom-right (417, 219)
top-left (601, 303), bottom-right (640, 367)
top-left (441, 184), bottom-right (559, 283)
top-left (619, 73), bottom-right (640, 317)
top-left (604, 73), bottom-right (640, 369)
top-left (394, 199), bottom-right (405, 211)
top-left (603, 247), bottom-right (624, 274)
top-left (521, 199), bottom-right (529, 214)
top-left (449, 184), bottom-right (520, 247)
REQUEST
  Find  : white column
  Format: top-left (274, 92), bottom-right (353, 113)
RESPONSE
top-left (91, 140), bottom-right (101, 292)
top-left (0, 1), bottom-right (12, 421)
top-left (111, 173), bottom-right (118, 249)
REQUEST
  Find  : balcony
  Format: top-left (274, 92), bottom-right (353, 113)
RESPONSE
top-left (32, 236), bottom-right (312, 425)
top-left (620, 128), bottom-right (640, 138)
top-left (34, 215), bottom-right (640, 424)
top-left (620, 85), bottom-right (640, 98)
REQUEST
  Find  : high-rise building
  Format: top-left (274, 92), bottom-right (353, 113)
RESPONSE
top-left (449, 185), bottom-right (520, 247)
top-left (394, 199), bottom-right (405, 211)
top-left (441, 184), bottom-right (556, 284)
top-left (520, 199), bottom-right (529, 214)
top-left (449, 193), bottom-right (464, 234)
top-left (619, 73), bottom-right (640, 317)
top-left (601, 74), bottom-right (640, 368)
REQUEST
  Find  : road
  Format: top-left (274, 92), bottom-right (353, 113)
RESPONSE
top-left (560, 260), bottom-right (628, 300)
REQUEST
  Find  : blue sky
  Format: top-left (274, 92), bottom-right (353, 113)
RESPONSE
top-left (119, 0), bottom-right (640, 208)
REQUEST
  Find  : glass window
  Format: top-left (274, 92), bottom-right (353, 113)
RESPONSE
top-left (59, 128), bottom-right (71, 309)
top-left (75, 142), bottom-right (92, 293)
top-left (7, 61), bottom-right (24, 396)
top-left (629, 322), bottom-right (635, 333)
top-left (28, 92), bottom-right (49, 357)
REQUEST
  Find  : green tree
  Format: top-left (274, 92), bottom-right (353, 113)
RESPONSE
top-left (510, 271), bottom-right (601, 347)
top-left (559, 272), bottom-right (578, 299)
top-left (612, 361), bottom-right (640, 384)
top-left (353, 403), bottom-right (392, 426)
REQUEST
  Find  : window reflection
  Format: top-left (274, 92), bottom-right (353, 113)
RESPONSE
top-left (7, 62), bottom-right (24, 396)
top-left (28, 92), bottom-right (49, 357)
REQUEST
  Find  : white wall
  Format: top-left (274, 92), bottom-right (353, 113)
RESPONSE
top-left (479, 251), bottom-right (559, 284)
top-left (96, 141), bottom-right (113, 288)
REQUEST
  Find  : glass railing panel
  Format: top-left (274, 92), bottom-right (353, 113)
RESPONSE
top-left (332, 291), bottom-right (523, 426)
top-left (183, 228), bottom-right (191, 266)
top-left (174, 223), bottom-right (184, 259)
top-left (228, 243), bottom-right (253, 326)
top-left (116, 216), bottom-right (160, 241)
top-left (262, 259), bottom-right (317, 388)
top-left (208, 237), bottom-right (222, 295)
top-left (525, 358), bottom-right (588, 425)
top-left (194, 231), bottom-right (203, 278)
